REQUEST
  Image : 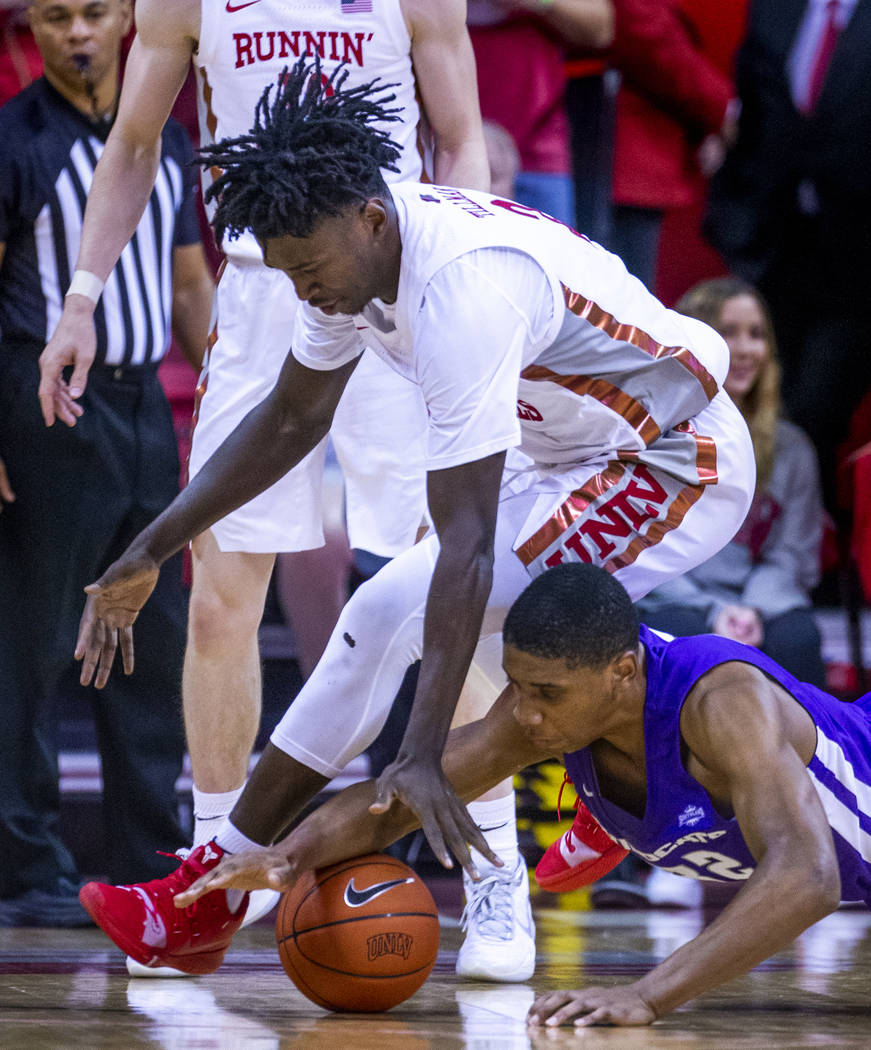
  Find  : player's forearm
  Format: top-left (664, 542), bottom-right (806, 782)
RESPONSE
top-left (131, 395), bottom-right (329, 566)
top-left (75, 130), bottom-right (163, 286)
top-left (171, 270), bottom-right (214, 371)
top-left (634, 864), bottom-right (839, 1017)
top-left (535, 0), bottom-right (615, 49)
top-left (432, 136), bottom-right (491, 193)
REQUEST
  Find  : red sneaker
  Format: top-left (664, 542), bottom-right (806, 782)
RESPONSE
top-left (79, 843), bottom-right (248, 975)
top-left (535, 798), bottom-right (629, 892)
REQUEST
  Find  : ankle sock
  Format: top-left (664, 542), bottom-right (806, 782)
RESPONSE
top-left (467, 793), bottom-right (519, 873)
top-left (192, 786), bottom-right (245, 848)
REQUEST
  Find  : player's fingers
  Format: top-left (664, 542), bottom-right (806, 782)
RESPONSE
top-left (77, 617), bottom-right (105, 687)
top-left (120, 626), bottom-right (135, 676)
top-left (453, 801), bottom-right (502, 868)
top-left (94, 629), bottom-right (118, 689)
top-left (418, 808), bottom-right (453, 870)
top-left (528, 991), bottom-right (573, 1024)
top-left (174, 873), bottom-right (216, 905)
top-left (574, 1008), bottom-right (609, 1027)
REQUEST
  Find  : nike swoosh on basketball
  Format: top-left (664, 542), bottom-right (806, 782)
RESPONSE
top-left (343, 876), bottom-right (413, 908)
top-left (132, 886), bottom-right (167, 948)
top-left (226, 0), bottom-right (261, 11)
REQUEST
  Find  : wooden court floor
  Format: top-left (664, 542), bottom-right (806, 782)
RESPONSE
top-left (1, 889), bottom-right (870, 1049)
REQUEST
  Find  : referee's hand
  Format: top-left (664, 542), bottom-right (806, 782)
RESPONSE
top-left (38, 299), bottom-right (96, 427)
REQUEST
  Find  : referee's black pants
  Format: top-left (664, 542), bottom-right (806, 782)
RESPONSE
top-left (0, 348), bottom-right (187, 895)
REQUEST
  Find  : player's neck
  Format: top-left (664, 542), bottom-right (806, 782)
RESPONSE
top-left (375, 195), bottom-right (403, 305)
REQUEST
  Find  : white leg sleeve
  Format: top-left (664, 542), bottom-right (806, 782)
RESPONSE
top-left (269, 535), bottom-right (438, 776)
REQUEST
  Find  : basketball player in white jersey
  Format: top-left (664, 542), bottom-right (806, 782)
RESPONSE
top-left (75, 67), bottom-right (756, 981)
top-left (38, 0), bottom-right (543, 982)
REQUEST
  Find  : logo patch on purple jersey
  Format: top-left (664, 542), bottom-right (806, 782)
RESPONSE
top-left (678, 804), bottom-right (705, 828)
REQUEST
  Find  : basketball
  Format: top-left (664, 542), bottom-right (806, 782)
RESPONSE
top-left (275, 853), bottom-right (440, 1013)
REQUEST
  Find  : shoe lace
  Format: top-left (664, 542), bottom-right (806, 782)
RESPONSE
top-left (154, 847), bottom-right (212, 900)
top-left (460, 863), bottom-right (522, 942)
top-left (556, 771), bottom-right (574, 821)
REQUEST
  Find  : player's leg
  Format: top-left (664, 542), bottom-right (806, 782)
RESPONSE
top-left (534, 392), bottom-right (756, 892)
top-left (452, 652), bottom-right (536, 981)
top-left (182, 261), bottom-right (326, 849)
top-left (184, 530), bottom-right (274, 829)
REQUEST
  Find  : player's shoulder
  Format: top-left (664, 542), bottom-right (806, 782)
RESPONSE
top-left (135, 0), bottom-right (200, 45)
top-left (401, 0), bottom-right (466, 35)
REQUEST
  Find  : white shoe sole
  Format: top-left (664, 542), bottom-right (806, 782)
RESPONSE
top-left (126, 956), bottom-right (188, 978)
top-left (456, 946), bottom-right (535, 983)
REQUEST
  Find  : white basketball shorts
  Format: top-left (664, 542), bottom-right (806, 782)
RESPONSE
top-left (188, 260), bottom-right (428, 555)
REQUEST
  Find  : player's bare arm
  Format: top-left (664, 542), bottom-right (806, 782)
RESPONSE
top-left (169, 242), bottom-right (215, 372)
top-left (75, 352), bottom-right (360, 675)
top-left (38, 0), bottom-right (199, 426)
top-left (369, 449), bottom-right (507, 870)
top-left (494, 0), bottom-right (615, 49)
top-left (529, 664), bottom-right (841, 1028)
top-left (403, 0), bottom-right (490, 191)
top-left (177, 686), bottom-right (550, 903)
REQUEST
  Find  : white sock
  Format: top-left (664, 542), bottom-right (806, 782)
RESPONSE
top-left (467, 794), bottom-right (519, 873)
top-left (211, 819), bottom-right (269, 915)
top-left (214, 818), bottom-right (267, 856)
top-left (192, 785), bottom-right (244, 848)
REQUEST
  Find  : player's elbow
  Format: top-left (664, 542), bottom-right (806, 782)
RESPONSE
top-left (790, 851), bottom-right (842, 920)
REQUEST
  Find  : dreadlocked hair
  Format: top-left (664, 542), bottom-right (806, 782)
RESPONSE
top-left (197, 57), bottom-right (403, 243)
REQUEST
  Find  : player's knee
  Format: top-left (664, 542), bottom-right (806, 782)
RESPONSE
top-left (187, 577), bottom-right (263, 650)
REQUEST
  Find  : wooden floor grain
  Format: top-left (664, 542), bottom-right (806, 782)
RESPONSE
top-left (1, 895), bottom-right (869, 1049)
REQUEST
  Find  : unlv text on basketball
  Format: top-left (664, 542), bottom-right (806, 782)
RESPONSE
top-left (367, 932), bottom-right (414, 962)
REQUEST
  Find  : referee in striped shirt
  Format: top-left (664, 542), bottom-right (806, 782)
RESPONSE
top-left (0, 0), bottom-right (213, 926)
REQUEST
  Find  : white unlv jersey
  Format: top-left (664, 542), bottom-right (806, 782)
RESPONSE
top-left (294, 183), bottom-right (735, 491)
top-left (194, 0), bottom-right (422, 261)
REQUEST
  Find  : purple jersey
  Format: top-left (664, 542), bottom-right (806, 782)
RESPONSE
top-left (564, 625), bottom-right (871, 903)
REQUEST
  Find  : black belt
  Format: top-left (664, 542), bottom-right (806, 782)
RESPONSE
top-left (90, 361), bottom-right (159, 383)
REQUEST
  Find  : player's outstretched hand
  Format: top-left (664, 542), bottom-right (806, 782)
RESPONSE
top-left (527, 985), bottom-right (657, 1028)
top-left (369, 754), bottom-right (502, 879)
top-left (74, 550), bottom-right (160, 686)
top-left (175, 848), bottom-right (301, 906)
top-left (38, 301), bottom-right (96, 426)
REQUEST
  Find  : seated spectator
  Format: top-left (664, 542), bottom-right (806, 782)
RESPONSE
top-left (638, 277), bottom-right (827, 688)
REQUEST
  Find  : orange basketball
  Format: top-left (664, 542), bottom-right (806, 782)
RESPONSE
top-left (275, 853), bottom-right (440, 1013)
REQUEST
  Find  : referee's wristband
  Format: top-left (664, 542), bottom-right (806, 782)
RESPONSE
top-left (66, 269), bottom-right (105, 304)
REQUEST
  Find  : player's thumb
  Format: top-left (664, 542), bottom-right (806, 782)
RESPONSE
top-left (368, 781), bottom-right (395, 814)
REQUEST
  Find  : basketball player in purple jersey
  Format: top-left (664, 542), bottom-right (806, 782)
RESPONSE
top-left (173, 563), bottom-right (871, 1026)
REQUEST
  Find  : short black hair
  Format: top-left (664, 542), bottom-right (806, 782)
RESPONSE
top-left (196, 56), bottom-right (402, 244)
top-left (503, 564), bottom-right (639, 670)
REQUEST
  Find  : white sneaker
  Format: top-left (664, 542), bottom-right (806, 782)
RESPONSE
top-left (240, 888), bottom-right (280, 928)
top-left (456, 857), bottom-right (535, 982)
